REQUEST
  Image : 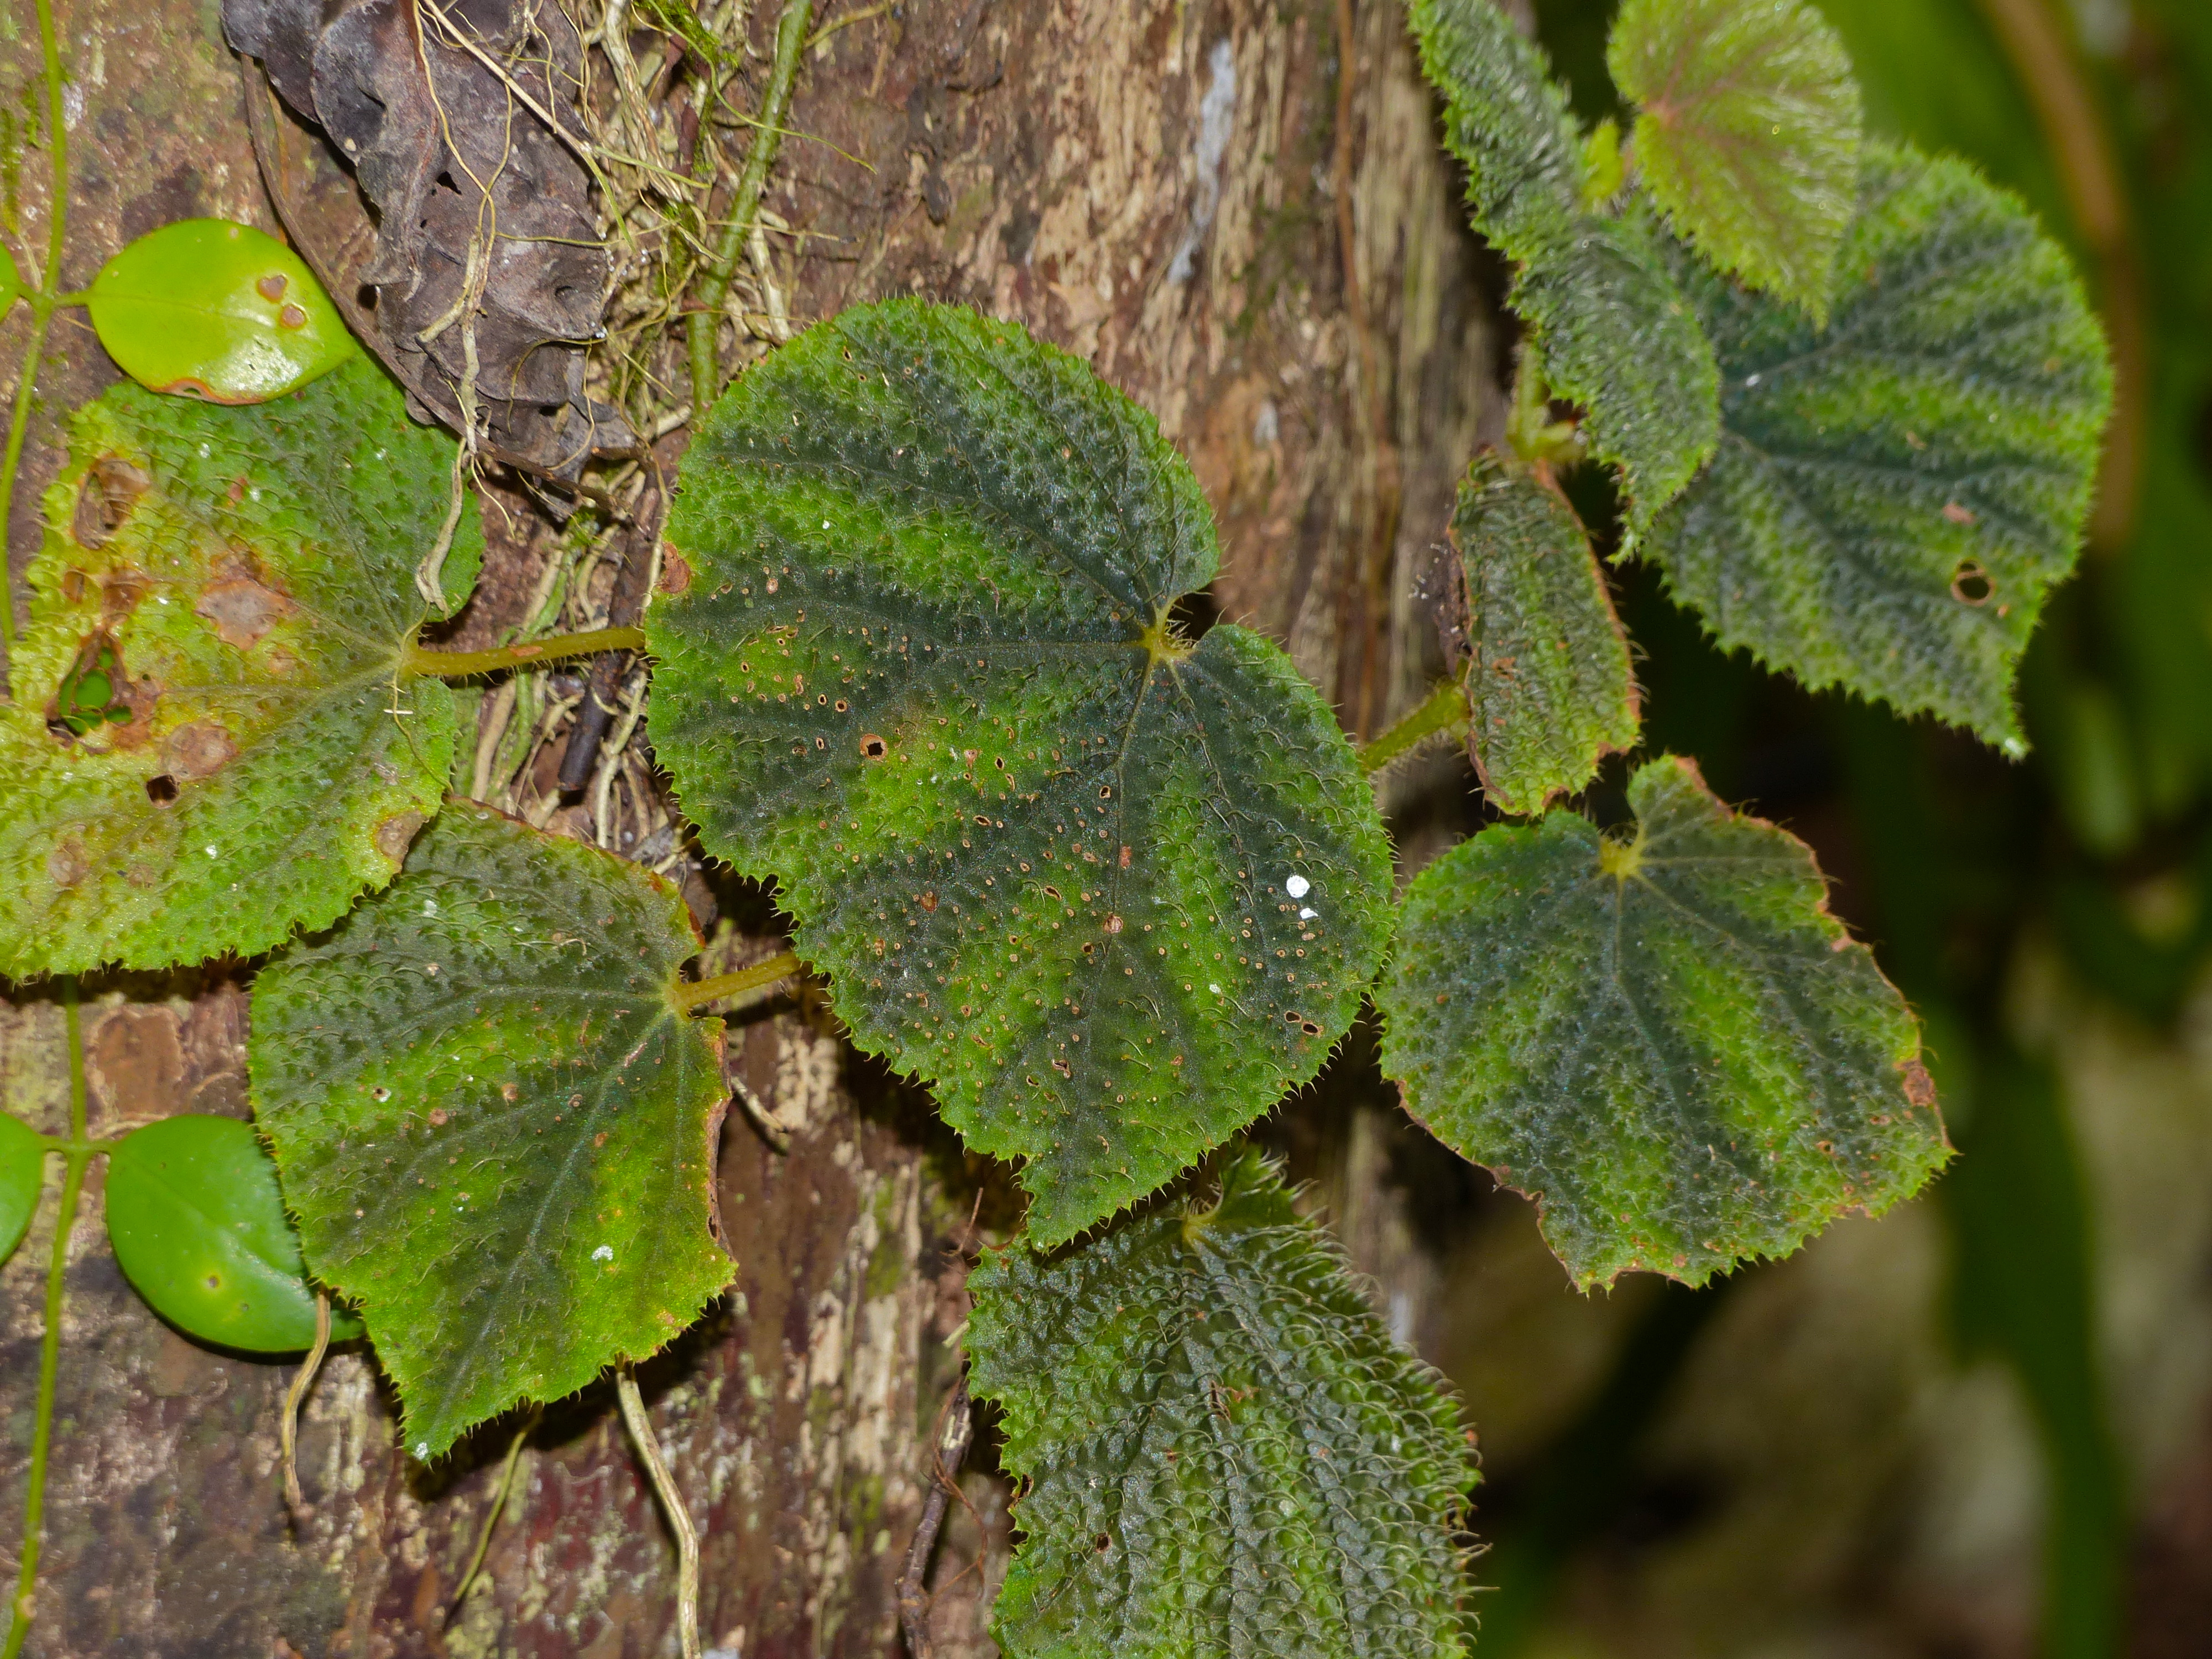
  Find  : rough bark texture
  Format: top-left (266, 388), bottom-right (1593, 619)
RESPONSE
top-left (0, 0), bottom-right (1499, 1653)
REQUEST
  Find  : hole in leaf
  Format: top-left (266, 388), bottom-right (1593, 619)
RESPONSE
top-left (859, 734), bottom-right (888, 758)
top-left (1093, 1532), bottom-right (1112, 1552)
top-left (145, 774), bottom-right (178, 805)
top-left (1950, 561), bottom-right (1994, 606)
top-left (1167, 586), bottom-right (1220, 644)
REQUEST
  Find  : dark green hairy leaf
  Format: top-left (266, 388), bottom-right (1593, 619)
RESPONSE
top-left (1644, 143), bottom-right (2113, 752)
top-left (647, 301), bottom-right (1392, 1245)
top-left (1379, 756), bottom-right (1948, 1288)
top-left (103, 1113), bottom-right (363, 1353)
top-left (969, 1151), bottom-right (1475, 1657)
top-left (0, 356), bottom-right (482, 978)
top-left (1455, 453), bottom-right (1639, 814)
top-left (87, 219), bottom-right (356, 404)
top-left (1410, 0), bottom-right (1720, 525)
top-left (0, 1112), bottom-right (43, 1267)
top-left (1609, 0), bottom-right (1863, 321)
top-left (251, 804), bottom-right (731, 1458)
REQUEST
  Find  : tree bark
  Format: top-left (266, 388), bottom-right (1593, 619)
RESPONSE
top-left (0, 0), bottom-right (1502, 1653)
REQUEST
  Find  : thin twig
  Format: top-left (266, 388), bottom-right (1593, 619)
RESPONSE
top-left (896, 1375), bottom-right (975, 1659)
top-left (616, 1365), bottom-right (701, 1659)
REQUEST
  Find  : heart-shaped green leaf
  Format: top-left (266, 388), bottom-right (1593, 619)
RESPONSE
top-left (968, 1151), bottom-right (1475, 1657)
top-left (1642, 143), bottom-right (2112, 752)
top-left (1379, 755), bottom-right (1949, 1288)
top-left (1454, 453), bottom-right (1639, 814)
top-left (0, 355), bottom-right (480, 979)
top-left (250, 803), bottom-right (732, 1460)
top-left (1609, 0), bottom-right (1863, 321)
top-left (103, 1113), bottom-right (364, 1353)
top-left (1411, 0), bottom-right (1720, 526)
top-left (0, 1112), bottom-right (44, 1267)
top-left (646, 301), bottom-right (1392, 1245)
top-left (88, 219), bottom-right (357, 404)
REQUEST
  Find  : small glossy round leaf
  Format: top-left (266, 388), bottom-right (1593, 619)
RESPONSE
top-left (0, 1112), bottom-right (45, 1267)
top-left (88, 219), bottom-right (356, 404)
top-left (0, 243), bottom-right (22, 317)
top-left (103, 1113), bottom-right (362, 1353)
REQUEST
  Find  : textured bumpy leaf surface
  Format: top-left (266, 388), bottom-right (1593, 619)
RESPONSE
top-left (1411, 0), bottom-right (1719, 525)
top-left (1645, 144), bottom-right (2112, 751)
top-left (1379, 756), bottom-right (1948, 1287)
top-left (251, 804), bottom-right (731, 1457)
top-left (1455, 453), bottom-right (1639, 814)
top-left (1609, 0), bottom-right (1862, 320)
top-left (103, 1113), bottom-right (364, 1353)
top-left (0, 356), bottom-right (481, 978)
top-left (968, 1152), bottom-right (1474, 1657)
top-left (0, 1112), bottom-right (42, 1267)
top-left (648, 301), bottom-right (1392, 1245)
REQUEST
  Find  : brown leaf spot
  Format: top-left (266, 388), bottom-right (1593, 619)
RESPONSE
top-left (428, 1108), bottom-right (448, 1126)
top-left (1103, 914), bottom-right (1124, 935)
top-left (256, 274), bottom-right (288, 302)
top-left (374, 812), bottom-right (426, 866)
top-left (656, 547), bottom-right (692, 594)
top-left (1118, 844), bottom-right (1131, 869)
top-left (72, 455), bottom-right (149, 549)
top-left (1899, 1057), bottom-right (1938, 1109)
top-left (163, 720), bottom-right (238, 780)
top-left (1941, 500), bottom-right (1977, 526)
top-left (860, 733), bottom-right (888, 759)
top-left (195, 562), bottom-right (298, 650)
top-left (46, 837), bottom-right (90, 889)
top-left (278, 303), bottom-right (309, 330)
top-left (919, 891), bottom-right (938, 911)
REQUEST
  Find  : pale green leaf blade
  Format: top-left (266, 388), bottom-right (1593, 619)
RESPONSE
top-left (249, 803), bottom-right (732, 1458)
top-left (88, 219), bottom-right (358, 404)
top-left (1379, 755), bottom-right (1949, 1288)
top-left (968, 1151), bottom-right (1475, 1657)
top-left (646, 301), bottom-right (1393, 1245)
top-left (1408, 0), bottom-right (1584, 260)
top-left (1455, 453), bottom-right (1639, 814)
top-left (0, 357), bottom-right (481, 977)
top-left (1644, 143), bottom-right (2113, 752)
top-left (1514, 207), bottom-right (1722, 528)
top-left (1609, 0), bottom-right (1863, 320)
top-left (0, 1112), bottom-right (43, 1267)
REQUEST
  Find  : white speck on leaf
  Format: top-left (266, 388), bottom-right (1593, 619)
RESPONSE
top-left (1285, 874), bottom-right (1310, 899)
top-left (592, 1244), bottom-right (613, 1261)
top-left (1299, 906), bottom-right (1318, 921)
top-left (1208, 983), bottom-right (1222, 994)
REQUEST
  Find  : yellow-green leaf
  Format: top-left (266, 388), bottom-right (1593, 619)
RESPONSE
top-left (88, 219), bottom-right (357, 404)
top-left (0, 356), bottom-right (478, 978)
top-left (1610, 0), bottom-right (1863, 321)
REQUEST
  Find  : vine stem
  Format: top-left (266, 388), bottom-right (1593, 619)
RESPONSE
top-left (403, 625), bottom-right (649, 679)
top-left (1357, 677), bottom-right (1470, 775)
top-left (686, 0), bottom-right (813, 414)
top-left (0, 0), bottom-right (71, 650)
top-left (615, 1366), bottom-right (700, 1659)
top-left (446, 1404), bottom-right (539, 1621)
top-left (280, 1292), bottom-right (334, 1517)
top-left (3, 978), bottom-right (87, 1659)
top-left (672, 950), bottom-right (802, 1014)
